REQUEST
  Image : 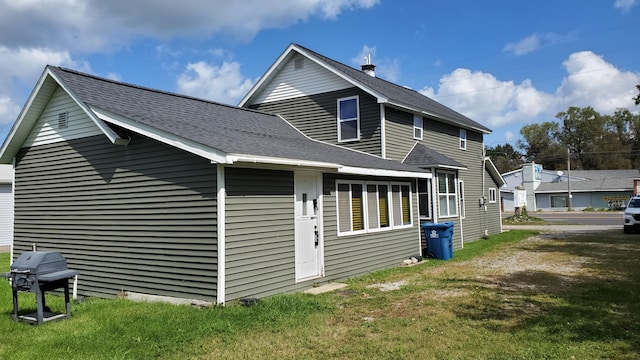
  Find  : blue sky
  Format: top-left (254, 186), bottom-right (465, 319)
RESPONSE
top-left (1, 0), bottom-right (639, 148)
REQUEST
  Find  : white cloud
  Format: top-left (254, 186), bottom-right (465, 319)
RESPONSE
top-left (177, 61), bottom-right (255, 104)
top-left (0, 0), bottom-right (380, 52)
top-left (503, 32), bottom-right (575, 56)
top-left (351, 45), bottom-right (400, 82)
top-left (614, 0), bottom-right (637, 12)
top-left (504, 131), bottom-right (515, 142)
top-left (556, 51), bottom-right (640, 113)
top-left (0, 46), bottom-right (84, 125)
top-left (421, 69), bottom-right (555, 127)
top-left (422, 51), bottom-right (639, 129)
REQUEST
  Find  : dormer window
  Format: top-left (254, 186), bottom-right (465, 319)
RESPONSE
top-left (459, 129), bottom-right (467, 150)
top-left (413, 115), bottom-right (423, 140)
top-left (337, 96), bottom-right (360, 142)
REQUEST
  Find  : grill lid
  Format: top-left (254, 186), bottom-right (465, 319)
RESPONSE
top-left (11, 251), bottom-right (69, 274)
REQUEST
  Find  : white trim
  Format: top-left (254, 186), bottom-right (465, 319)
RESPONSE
top-left (459, 129), bottom-right (467, 150)
top-left (413, 115), bottom-right (423, 140)
top-left (336, 180), bottom-right (414, 237)
top-left (337, 95), bottom-right (360, 142)
top-left (91, 106), bottom-right (229, 164)
top-left (216, 164), bottom-right (226, 305)
top-left (488, 188), bottom-right (497, 203)
top-left (227, 154), bottom-right (341, 169)
top-left (380, 104), bottom-right (386, 158)
top-left (338, 166), bottom-right (431, 179)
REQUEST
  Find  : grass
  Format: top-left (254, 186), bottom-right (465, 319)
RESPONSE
top-left (1, 229), bottom-right (639, 359)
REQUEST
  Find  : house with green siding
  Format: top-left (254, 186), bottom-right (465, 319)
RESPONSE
top-left (0, 43), bottom-right (503, 305)
top-left (241, 44), bottom-right (505, 250)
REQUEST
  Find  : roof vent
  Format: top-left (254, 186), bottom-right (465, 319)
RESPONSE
top-left (58, 112), bottom-right (69, 129)
top-left (361, 54), bottom-right (376, 77)
top-left (294, 58), bottom-right (304, 70)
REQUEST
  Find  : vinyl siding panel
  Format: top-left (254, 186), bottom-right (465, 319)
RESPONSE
top-left (323, 174), bottom-right (421, 280)
top-left (13, 134), bottom-right (218, 301)
top-left (385, 107), bottom-right (418, 161)
top-left (0, 184), bottom-right (12, 247)
top-left (224, 168), bottom-right (299, 301)
top-left (24, 86), bottom-right (103, 147)
top-left (248, 55), bottom-right (353, 104)
top-left (249, 88), bottom-right (382, 156)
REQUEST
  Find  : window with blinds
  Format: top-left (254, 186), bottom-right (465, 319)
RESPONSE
top-left (337, 180), bottom-right (412, 235)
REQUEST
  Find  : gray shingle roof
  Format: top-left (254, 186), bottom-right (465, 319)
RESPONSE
top-left (49, 66), bottom-right (428, 175)
top-left (293, 44), bottom-right (491, 134)
top-left (535, 169), bottom-right (640, 193)
top-left (403, 143), bottom-right (466, 169)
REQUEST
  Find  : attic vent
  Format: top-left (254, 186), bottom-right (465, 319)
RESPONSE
top-left (294, 58), bottom-right (304, 70)
top-left (58, 112), bottom-right (69, 129)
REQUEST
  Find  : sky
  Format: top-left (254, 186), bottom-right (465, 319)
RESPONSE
top-left (0, 0), bottom-right (639, 148)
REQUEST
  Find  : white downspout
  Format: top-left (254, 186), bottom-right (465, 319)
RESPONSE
top-left (216, 164), bottom-right (226, 305)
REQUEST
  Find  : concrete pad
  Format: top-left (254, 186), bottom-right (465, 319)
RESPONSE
top-left (304, 282), bottom-right (348, 295)
top-left (0, 245), bottom-right (10, 253)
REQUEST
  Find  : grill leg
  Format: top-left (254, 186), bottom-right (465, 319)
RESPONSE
top-left (64, 283), bottom-right (71, 318)
top-left (36, 287), bottom-right (44, 325)
top-left (11, 289), bottom-right (18, 321)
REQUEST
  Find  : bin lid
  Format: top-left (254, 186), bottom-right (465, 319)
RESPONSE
top-left (420, 221), bottom-right (454, 229)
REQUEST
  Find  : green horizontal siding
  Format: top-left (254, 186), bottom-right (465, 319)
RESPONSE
top-left (249, 88), bottom-right (382, 156)
top-left (13, 134), bottom-right (218, 301)
top-left (224, 167), bottom-right (300, 301)
top-left (322, 174), bottom-right (421, 280)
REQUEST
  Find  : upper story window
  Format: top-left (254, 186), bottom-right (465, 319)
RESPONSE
top-left (438, 171), bottom-right (458, 218)
top-left (459, 129), bottom-right (467, 150)
top-left (413, 115), bottom-right (423, 140)
top-left (337, 96), bottom-right (360, 142)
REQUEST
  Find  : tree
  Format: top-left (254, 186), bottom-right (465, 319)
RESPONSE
top-left (517, 122), bottom-right (566, 169)
top-left (634, 84), bottom-right (640, 105)
top-left (556, 106), bottom-right (605, 169)
top-left (486, 143), bottom-right (523, 174)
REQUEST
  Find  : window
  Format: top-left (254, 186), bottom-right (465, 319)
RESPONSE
top-left (437, 171), bottom-right (457, 218)
top-left (413, 115), bottom-right (423, 140)
top-left (418, 178), bottom-right (432, 219)
top-left (337, 96), bottom-right (360, 142)
top-left (459, 129), bottom-right (466, 150)
top-left (550, 195), bottom-right (568, 208)
top-left (337, 180), bottom-right (412, 235)
top-left (459, 180), bottom-right (465, 219)
top-left (488, 188), bottom-right (497, 203)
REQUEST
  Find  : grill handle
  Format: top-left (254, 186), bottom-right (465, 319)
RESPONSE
top-left (10, 270), bottom-right (31, 274)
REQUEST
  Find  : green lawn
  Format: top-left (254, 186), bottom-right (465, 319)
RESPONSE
top-left (1, 229), bottom-right (639, 359)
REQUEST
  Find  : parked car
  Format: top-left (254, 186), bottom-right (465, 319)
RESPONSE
top-left (623, 196), bottom-right (640, 233)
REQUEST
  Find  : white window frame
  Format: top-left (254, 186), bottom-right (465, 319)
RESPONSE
top-left (437, 171), bottom-right (458, 218)
top-left (459, 129), bottom-right (467, 150)
top-left (336, 180), bottom-right (413, 236)
top-left (337, 96), bottom-right (360, 142)
top-left (459, 179), bottom-right (465, 219)
top-left (418, 178), bottom-right (432, 220)
top-left (488, 188), bottom-right (497, 203)
top-left (413, 115), bottom-right (423, 140)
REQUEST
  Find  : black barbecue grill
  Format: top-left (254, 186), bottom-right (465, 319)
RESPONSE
top-left (1, 251), bottom-right (79, 324)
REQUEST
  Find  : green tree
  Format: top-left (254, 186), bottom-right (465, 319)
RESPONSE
top-left (517, 122), bottom-right (566, 169)
top-left (556, 106), bottom-right (605, 169)
top-left (486, 143), bottom-right (523, 174)
top-left (634, 84), bottom-right (640, 105)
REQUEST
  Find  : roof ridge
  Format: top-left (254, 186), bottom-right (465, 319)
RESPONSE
top-left (49, 65), bottom-right (275, 118)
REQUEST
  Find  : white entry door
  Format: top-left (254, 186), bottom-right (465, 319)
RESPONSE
top-left (295, 172), bottom-right (322, 281)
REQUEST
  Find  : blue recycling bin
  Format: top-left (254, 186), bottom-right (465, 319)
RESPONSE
top-left (421, 222), bottom-right (454, 260)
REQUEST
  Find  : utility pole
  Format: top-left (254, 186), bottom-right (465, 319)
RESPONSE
top-left (567, 147), bottom-right (572, 211)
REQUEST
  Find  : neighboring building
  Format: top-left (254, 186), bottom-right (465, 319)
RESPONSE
top-left (501, 163), bottom-right (640, 212)
top-left (0, 43), bottom-right (503, 304)
top-left (0, 164), bottom-right (13, 248)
